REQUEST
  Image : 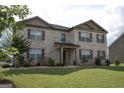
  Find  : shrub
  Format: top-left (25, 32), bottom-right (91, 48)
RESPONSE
top-left (36, 63), bottom-right (40, 66)
top-left (48, 58), bottom-right (55, 66)
top-left (73, 60), bottom-right (77, 65)
top-left (81, 56), bottom-right (89, 65)
top-left (95, 57), bottom-right (101, 66)
top-left (114, 59), bottom-right (120, 67)
top-left (2, 64), bottom-right (11, 68)
top-left (56, 63), bottom-right (64, 66)
top-left (22, 63), bottom-right (31, 67)
top-left (105, 59), bottom-right (111, 66)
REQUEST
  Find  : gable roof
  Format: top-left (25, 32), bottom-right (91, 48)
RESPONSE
top-left (19, 16), bottom-right (108, 33)
top-left (19, 16), bottom-right (70, 31)
top-left (20, 16), bottom-right (51, 27)
top-left (109, 32), bottom-right (124, 48)
top-left (72, 19), bottom-right (108, 33)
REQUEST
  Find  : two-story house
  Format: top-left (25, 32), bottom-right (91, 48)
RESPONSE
top-left (19, 16), bottom-right (108, 66)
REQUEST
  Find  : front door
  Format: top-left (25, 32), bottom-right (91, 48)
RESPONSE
top-left (63, 50), bottom-right (66, 65)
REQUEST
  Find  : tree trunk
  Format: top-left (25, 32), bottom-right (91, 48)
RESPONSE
top-left (14, 55), bottom-right (19, 68)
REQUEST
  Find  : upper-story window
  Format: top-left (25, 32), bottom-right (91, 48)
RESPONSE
top-left (96, 34), bottom-right (105, 43)
top-left (61, 33), bottom-right (66, 42)
top-left (79, 32), bottom-right (92, 42)
top-left (97, 51), bottom-right (105, 59)
top-left (27, 29), bottom-right (45, 41)
top-left (79, 49), bottom-right (93, 59)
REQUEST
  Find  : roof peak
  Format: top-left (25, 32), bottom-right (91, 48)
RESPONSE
top-left (19, 16), bottom-right (108, 32)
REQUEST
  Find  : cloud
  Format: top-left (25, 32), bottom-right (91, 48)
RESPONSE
top-left (103, 5), bottom-right (124, 46)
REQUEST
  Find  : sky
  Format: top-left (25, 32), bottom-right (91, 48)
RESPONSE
top-left (1, 0), bottom-right (124, 46)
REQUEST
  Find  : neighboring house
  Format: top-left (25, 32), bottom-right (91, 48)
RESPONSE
top-left (109, 33), bottom-right (124, 63)
top-left (19, 16), bottom-right (108, 65)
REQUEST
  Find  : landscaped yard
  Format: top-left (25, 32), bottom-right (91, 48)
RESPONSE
top-left (0, 66), bottom-right (124, 88)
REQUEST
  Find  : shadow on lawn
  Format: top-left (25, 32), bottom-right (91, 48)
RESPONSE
top-left (1, 67), bottom-right (81, 76)
top-left (82, 66), bottom-right (124, 72)
top-left (1, 66), bottom-right (124, 77)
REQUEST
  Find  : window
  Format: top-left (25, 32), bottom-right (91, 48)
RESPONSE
top-left (61, 33), bottom-right (66, 42)
top-left (27, 29), bottom-right (45, 40)
top-left (30, 30), bottom-right (42, 40)
top-left (96, 34), bottom-right (105, 43)
top-left (29, 48), bottom-right (44, 63)
top-left (79, 32), bottom-right (92, 42)
top-left (97, 51), bottom-right (105, 59)
top-left (79, 49), bottom-right (93, 59)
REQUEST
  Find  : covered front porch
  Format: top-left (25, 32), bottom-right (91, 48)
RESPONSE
top-left (54, 42), bottom-right (80, 65)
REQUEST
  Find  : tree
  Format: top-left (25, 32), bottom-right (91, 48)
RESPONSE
top-left (0, 5), bottom-right (31, 67)
top-left (0, 49), bottom-right (9, 61)
top-left (2, 34), bottom-right (31, 67)
top-left (0, 5), bottom-right (31, 36)
top-left (3, 34), bottom-right (31, 54)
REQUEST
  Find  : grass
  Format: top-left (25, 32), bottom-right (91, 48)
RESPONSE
top-left (0, 66), bottom-right (124, 88)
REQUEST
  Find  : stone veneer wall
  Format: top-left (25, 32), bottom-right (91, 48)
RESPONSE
top-left (71, 29), bottom-right (108, 64)
top-left (20, 27), bottom-right (68, 65)
top-left (20, 27), bottom-right (108, 65)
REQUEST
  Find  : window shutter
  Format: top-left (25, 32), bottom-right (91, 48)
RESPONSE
top-left (42, 49), bottom-right (45, 59)
top-left (91, 50), bottom-right (93, 59)
top-left (97, 51), bottom-right (100, 57)
top-left (90, 33), bottom-right (92, 42)
top-left (42, 31), bottom-right (45, 40)
top-left (79, 32), bottom-right (81, 41)
top-left (27, 29), bottom-right (31, 39)
top-left (96, 34), bottom-right (99, 42)
top-left (103, 51), bottom-right (105, 59)
top-left (79, 49), bottom-right (82, 59)
top-left (102, 35), bottom-right (104, 43)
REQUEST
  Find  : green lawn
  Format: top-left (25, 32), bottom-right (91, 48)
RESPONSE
top-left (0, 66), bottom-right (124, 88)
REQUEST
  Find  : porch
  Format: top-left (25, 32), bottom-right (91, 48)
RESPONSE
top-left (54, 42), bottom-right (80, 65)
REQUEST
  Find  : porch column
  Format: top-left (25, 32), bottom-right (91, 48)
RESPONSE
top-left (60, 45), bottom-right (63, 64)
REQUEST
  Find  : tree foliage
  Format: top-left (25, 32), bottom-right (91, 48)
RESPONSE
top-left (0, 5), bottom-right (31, 36)
top-left (2, 34), bottom-right (31, 55)
top-left (0, 49), bottom-right (8, 60)
top-left (2, 34), bottom-right (31, 67)
top-left (0, 5), bottom-right (31, 67)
